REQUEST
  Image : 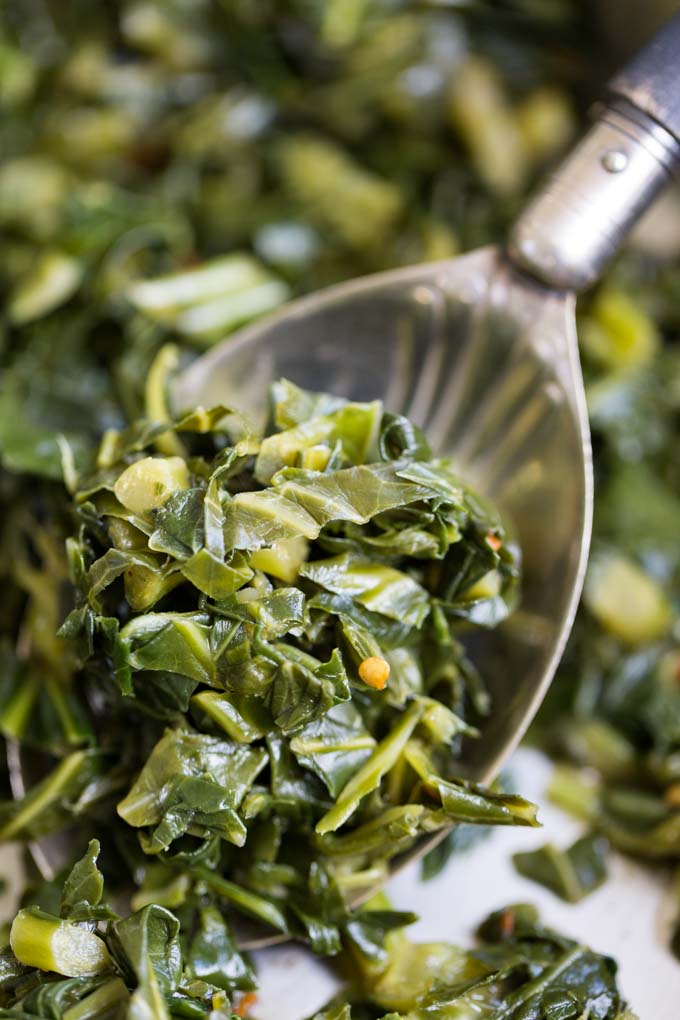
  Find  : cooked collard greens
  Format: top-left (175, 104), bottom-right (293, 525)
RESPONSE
top-left (0, 849), bottom-right (636, 1020)
top-left (0, 0), bottom-right (666, 1012)
top-left (37, 377), bottom-right (532, 933)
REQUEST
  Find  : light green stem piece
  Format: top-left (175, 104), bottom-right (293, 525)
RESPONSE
top-left (63, 978), bottom-right (129, 1020)
top-left (10, 907), bottom-right (111, 977)
top-left (191, 690), bottom-right (266, 743)
top-left (315, 699), bottom-right (425, 834)
top-left (0, 750), bottom-right (89, 841)
top-left (192, 867), bottom-right (288, 933)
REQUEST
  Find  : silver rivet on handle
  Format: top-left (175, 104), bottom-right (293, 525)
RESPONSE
top-left (601, 149), bottom-right (628, 172)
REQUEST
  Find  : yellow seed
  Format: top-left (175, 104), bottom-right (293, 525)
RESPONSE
top-left (358, 656), bottom-right (390, 690)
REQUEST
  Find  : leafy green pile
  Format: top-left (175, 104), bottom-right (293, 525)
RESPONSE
top-left (0, 0), bottom-right (672, 1012)
top-left (3, 374), bottom-right (536, 946)
top-left (0, 843), bottom-right (635, 1020)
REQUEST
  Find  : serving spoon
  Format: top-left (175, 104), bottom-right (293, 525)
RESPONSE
top-left (10, 13), bottom-right (680, 947)
top-left (173, 15), bottom-right (680, 787)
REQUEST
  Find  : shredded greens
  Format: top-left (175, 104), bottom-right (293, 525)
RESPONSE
top-left (20, 378), bottom-right (529, 925)
top-left (0, 853), bottom-right (635, 1020)
top-left (0, 0), bottom-right (669, 1012)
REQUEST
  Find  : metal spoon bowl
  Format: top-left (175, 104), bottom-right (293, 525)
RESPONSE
top-left (173, 247), bottom-right (591, 793)
top-left (173, 249), bottom-right (591, 948)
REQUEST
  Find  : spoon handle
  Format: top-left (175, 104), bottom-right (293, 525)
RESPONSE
top-left (508, 13), bottom-right (680, 292)
top-left (609, 14), bottom-right (680, 145)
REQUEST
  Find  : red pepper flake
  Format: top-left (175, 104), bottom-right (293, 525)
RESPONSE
top-left (234, 993), bottom-right (258, 1017)
top-left (499, 908), bottom-right (516, 938)
top-left (486, 532), bottom-right (502, 552)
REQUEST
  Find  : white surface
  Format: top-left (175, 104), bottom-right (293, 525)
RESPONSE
top-left (255, 749), bottom-right (680, 1019)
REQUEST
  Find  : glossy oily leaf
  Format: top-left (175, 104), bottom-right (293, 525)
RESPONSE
top-left (60, 840), bottom-right (104, 919)
top-left (109, 904), bottom-right (182, 994)
top-left (117, 729), bottom-right (266, 850)
top-left (186, 906), bottom-right (256, 992)
top-left (289, 702), bottom-right (375, 797)
top-left (300, 555), bottom-right (430, 628)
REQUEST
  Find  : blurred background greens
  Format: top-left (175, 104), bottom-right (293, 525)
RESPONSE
top-left (2, 0), bottom-right (680, 951)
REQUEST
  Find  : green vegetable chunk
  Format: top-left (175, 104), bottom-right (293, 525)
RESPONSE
top-left (316, 700), bottom-right (425, 834)
top-left (513, 833), bottom-right (610, 902)
top-left (584, 550), bottom-right (671, 645)
top-left (10, 908), bottom-right (111, 977)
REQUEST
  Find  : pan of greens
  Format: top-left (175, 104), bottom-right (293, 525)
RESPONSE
top-left (0, 0), bottom-right (678, 1016)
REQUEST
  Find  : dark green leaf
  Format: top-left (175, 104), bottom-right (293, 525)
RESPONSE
top-left (109, 905), bottom-right (182, 995)
top-left (289, 702), bottom-right (375, 797)
top-left (513, 834), bottom-right (610, 903)
top-left (186, 907), bottom-right (256, 992)
top-left (60, 840), bottom-right (104, 919)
